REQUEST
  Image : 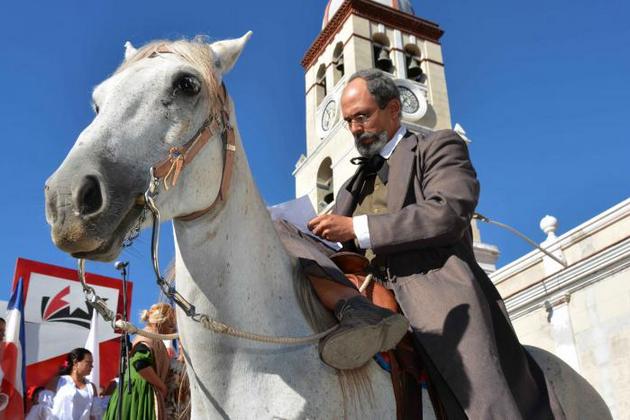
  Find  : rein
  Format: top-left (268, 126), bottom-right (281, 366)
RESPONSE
top-left (78, 185), bottom-right (352, 344)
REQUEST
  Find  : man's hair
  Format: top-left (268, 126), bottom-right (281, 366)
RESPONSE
top-left (348, 69), bottom-right (400, 109)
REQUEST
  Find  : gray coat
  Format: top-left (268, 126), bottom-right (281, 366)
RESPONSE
top-left (275, 129), bottom-right (560, 419)
top-left (332, 129), bottom-right (558, 419)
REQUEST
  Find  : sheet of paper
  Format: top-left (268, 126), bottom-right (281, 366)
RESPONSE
top-left (268, 195), bottom-right (341, 250)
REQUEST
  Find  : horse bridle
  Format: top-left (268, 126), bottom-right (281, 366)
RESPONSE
top-left (80, 47), bottom-right (237, 321)
top-left (76, 48), bottom-right (341, 345)
top-left (149, 82), bottom-right (236, 221)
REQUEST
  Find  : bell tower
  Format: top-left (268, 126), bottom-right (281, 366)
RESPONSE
top-left (294, 0), bottom-right (499, 272)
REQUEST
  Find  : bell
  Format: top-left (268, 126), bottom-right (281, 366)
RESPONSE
top-left (376, 48), bottom-right (392, 69)
top-left (317, 178), bottom-right (331, 190)
top-left (407, 57), bottom-right (423, 79)
top-left (334, 55), bottom-right (344, 72)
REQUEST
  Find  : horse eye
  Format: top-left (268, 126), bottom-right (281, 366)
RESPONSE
top-left (173, 74), bottom-right (201, 96)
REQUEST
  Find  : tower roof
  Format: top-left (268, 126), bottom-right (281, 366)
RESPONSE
top-left (323, 0), bottom-right (415, 29)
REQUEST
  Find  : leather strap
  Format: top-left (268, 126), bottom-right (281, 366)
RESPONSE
top-left (175, 120), bottom-right (236, 221)
top-left (389, 350), bottom-right (405, 420)
top-left (389, 339), bottom-right (425, 420)
top-left (148, 63), bottom-right (236, 222)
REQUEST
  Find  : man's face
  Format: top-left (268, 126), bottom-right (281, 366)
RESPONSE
top-left (341, 78), bottom-right (400, 157)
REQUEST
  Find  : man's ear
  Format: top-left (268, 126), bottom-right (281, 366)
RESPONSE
top-left (389, 98), bottom-right (402, 119)
top-left (209, 31), bottom-right (252, 78)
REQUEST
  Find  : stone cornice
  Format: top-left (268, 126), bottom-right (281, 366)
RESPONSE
top-left (491, 198), bottom-right (630, 285)
top-left (505, 237), bottom-right (630, 320)
top-left (301, 0), bottom-right (444, 70)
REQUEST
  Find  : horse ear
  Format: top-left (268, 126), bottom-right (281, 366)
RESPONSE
top-left (209, 31), bottom-right (252, 76)
top-left (124, 41), bottom-right (138, 61)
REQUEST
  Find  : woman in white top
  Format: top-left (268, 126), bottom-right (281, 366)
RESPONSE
top-left (49, 348), bottom-right (102, 420)
top-left (25, 386), bottom-right (54, 420)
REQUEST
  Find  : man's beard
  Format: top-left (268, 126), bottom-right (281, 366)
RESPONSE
top-left (354, 130), bottom-right (389, 157)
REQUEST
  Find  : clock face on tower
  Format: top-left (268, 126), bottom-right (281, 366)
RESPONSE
top-left (396, 80), bottom-right (427, 121)
top-left (321, 99), bottom-right (337, 132)
top-left (399, 86), bottom-right (419, 114)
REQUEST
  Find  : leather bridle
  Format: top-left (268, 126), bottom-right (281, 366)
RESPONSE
top-left (143, 46), bottom-right (236, 222)
top-left (78, 44), bottom-right (344, 344)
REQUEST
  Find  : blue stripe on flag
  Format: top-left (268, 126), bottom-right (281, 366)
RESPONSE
top-left (7, 277), bottom-right (26, 399)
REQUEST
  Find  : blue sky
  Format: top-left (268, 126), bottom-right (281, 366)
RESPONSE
top-left (1, 0), bottom-right (628, 326)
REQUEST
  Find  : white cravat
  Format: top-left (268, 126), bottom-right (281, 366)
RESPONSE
top-left (352, 126), bottom-right (407, 249)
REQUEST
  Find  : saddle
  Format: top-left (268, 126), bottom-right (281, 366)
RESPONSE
top-left (330, 252), bottom-right (446, 420)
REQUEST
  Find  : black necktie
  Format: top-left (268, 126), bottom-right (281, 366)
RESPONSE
top-left (351, 155), bottom-right (389, 184)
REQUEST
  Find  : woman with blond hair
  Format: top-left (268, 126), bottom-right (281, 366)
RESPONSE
top-left (103, 303), bottom-right (175, 420)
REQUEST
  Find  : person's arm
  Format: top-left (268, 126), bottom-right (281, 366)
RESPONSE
top-left (89, 383), bottom-right (103, 420)
top-left (137, 366), bottom-right (167, 397)
top-left (368, 130), bottom-right (480, 254)
top-left (132, 343), bottom-right (167, 397)
top-left (102, 378), bottom-right (118, 396)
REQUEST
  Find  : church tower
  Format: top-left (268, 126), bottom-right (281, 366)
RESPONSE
top-left (294, 0), bottom-right (499, 272)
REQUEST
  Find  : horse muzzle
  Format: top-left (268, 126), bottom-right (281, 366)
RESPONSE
top-left (45, 169), bottom-right (142, 261)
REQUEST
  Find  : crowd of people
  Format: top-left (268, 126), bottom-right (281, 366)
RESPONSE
top-left (23, 303), bottom-right (190, 420)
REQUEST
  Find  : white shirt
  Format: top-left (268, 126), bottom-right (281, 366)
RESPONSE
top-left (352, 126), bottom-right (407, 249)
top-left (25, 390), bottom-right (53, 420)
top-left (51, 375), bottom-right (102, 420)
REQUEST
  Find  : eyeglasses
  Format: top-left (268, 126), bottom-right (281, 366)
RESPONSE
top-left (344, 110), bottom-right (377, 129)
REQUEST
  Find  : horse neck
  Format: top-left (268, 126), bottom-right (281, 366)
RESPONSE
top-left (172, 134), bottom-right (308, 334)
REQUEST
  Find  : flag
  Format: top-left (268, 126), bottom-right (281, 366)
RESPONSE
top-left (163, 339), bottom-right (176, 359)
top-left (0, 277), bottom-right (26, 420)
top-left (84, 308), bottom-right (100, 390)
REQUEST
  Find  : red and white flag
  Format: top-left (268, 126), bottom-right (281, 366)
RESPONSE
top-left (0, 277), bottom-right (25, 420)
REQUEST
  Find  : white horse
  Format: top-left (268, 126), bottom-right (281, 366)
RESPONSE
top-left (44, 34), bottom-right (612, 419)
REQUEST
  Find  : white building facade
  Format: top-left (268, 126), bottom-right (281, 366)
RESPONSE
top-left (491, 198), bottom-right (630, 419)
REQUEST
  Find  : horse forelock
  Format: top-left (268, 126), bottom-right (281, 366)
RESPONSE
top-left (115, 37), bottom-right (223, 114)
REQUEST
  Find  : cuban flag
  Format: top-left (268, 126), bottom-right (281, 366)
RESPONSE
top-left (0, 277), bottom-right (26, 419)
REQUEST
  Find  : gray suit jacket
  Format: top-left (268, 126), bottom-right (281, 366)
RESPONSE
top-left (333, 129), bottom-right (558, 419)
top-left (335, 129), bottom-right (480, 273)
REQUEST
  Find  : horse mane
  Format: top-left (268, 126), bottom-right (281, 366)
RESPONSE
top-left (115, 37), bottom-right (222, 112)
top-left (292, 263), bottom-right (376, 417)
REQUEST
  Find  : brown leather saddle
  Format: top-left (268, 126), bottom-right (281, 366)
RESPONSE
top-left (330, 252), bottom-right (446, 420)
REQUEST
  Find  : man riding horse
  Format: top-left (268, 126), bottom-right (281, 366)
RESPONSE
top-left (280, 69), bottom-right (562, 419)
top-left (44, 33), bottom-right (611, 418)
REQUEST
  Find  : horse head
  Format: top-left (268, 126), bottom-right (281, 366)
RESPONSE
top-left (44, 33), bottom-right (251, 261)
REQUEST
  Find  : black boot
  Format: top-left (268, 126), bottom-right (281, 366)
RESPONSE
top-left (319, 296), bottom-right (409, 370)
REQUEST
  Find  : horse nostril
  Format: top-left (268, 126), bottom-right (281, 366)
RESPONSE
top-left (76, 176), bottom-right (104, 216)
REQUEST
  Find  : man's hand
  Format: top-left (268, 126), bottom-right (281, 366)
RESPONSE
top-left (307, 214), bottom-right (355, 242)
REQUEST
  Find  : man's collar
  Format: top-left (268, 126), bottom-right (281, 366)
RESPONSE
top-left (379, 126), bottom-right (407, 159)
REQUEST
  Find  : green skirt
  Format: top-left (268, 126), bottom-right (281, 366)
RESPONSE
top-left (103, 347), bottom-right (156, 420)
